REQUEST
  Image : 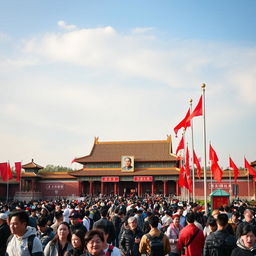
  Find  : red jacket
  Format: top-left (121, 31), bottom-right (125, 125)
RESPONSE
top-left (177, 223), bottom-right (205, 256)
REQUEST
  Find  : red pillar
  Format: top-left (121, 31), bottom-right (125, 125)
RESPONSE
top-left (151, 182), bottom-right (154, 195)
top-left (163, 181), bottom-right (167, 196)
top-left (138, 182), bottom-right (141, 196)
top-left (89, 181), bottom-right (93, 195)
top-left (117, 183), bottom-right (120, 195)
top-left (176, 181), bottom-right (179, 196)
top-left (114, 183), bottom-right (117, 195)
top-left (101, 182), bottom-right (104, 195)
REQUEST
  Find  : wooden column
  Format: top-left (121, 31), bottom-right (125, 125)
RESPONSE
top-left (163, 181), bottom-right (167, 196)
top-left (138, 182), bottom-right (141, 197)
top-left (176, 181), bottom-right (180, 196)
top-left (114, 183), bottom-right (117, 195)
top-left (117, 183), bottom-right (120, 195)
top-left (151, 182), bottom-right (154, 195)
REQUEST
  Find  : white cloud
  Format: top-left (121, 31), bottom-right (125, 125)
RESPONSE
top-left (57, 20), bottom-right (77, 30)
top-left (132, 27), bottom-right (154, 34)
top-left (21, 26), bottom-right (256, 106)
top-left (1, 24), bottom-right (256, 167)
top-left (0, 32), bottom-right (10, 41)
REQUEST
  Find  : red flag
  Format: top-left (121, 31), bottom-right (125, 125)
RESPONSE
top-left (173, 109), bottom-right (191, 136)
top-left (186, 173), bottom-right (193, 193)
top-left (209, 144), bottom-right (219, 162)
top-left (188, 95), bottom-right (203, 121)
top-left (183, 173), bottom-right (189, 190)
top-left (211, 162), bottom-right (223, 183)
top-left (176, 136), bottom-right (184, 155)
top-left (7, 162), bottom-right (12, 180)
top-left (15, 162), bottom-right (22, 182)
top-left (71, 158), bottom-right (77, 164)
top-left (229, 157), bottom-right (239, 183)
top-left (178, 165), bottom-right (185, 188)
top-left (244, 157), bottom-right (256, 177)
top-left (193, 150), bottom-right (201, 179)
top-left (209, 144), bottom-right (222, 183)
top-left (0, 162), bottom-right (8, 182)
top-left (185, 147), bottom-right (190, 176)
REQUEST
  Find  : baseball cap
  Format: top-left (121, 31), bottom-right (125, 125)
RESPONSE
top-left (0, 213), bottom-right (8, 220)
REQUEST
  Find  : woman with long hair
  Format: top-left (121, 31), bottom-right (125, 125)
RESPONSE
top-left (65, 230), bottom-right (86, 256)
top-left (165, 214), bottom-right (183, 256)
top-left (82, 230), bottom-right (105, 256)
top-left (44, 222), bottom-right (72, 256)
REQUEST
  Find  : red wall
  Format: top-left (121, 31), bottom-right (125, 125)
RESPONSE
top-left (40, 181), bottom-right (79, 197)
top-left (195, 180), bottom-right (255, 198)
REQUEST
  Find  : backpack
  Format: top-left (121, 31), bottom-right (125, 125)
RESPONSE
top-left (105, 244), bottom-right (114, 256)
top-left (146, 233), bottom-right (165, 256)
top-left (7, 234), bottom-right (36, 256)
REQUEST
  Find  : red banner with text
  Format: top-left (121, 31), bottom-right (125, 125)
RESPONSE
top-left (101, 177), bottom-right (119, 182)
top-left (133, 176), bottom-right (153, 182)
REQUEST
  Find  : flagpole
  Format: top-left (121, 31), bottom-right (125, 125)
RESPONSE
top-left (189, 98), bottom-right (196, 203)
top-left (183, 130), bottom-right (187, 202)
top-left (202, 83), bottom-right (208, 215)
top-left (248, 173), bottom-right (250, 199)
top-left (183, 130), bottom-right (190, 203)
top-left (186, 143), bottom-right (190, 203)
top-left (209, 140), bottom-right (213, 195)
top-left (228, 156), bottom-right (232, 198)
top-left (6, 162), bottom-right (9, 202)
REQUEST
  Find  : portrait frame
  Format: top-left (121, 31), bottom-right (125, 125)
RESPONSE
top-left (121, 155), bottom-right (134, 172)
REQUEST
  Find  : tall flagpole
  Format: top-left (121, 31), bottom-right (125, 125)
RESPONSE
top-left (202, 83), bottom-right (208, 215)
top-left (209, 140), bottom-right (213, 195)
top-left (183, 129), bottom-right (188, 202)
top-left (6, 162), bottom-right (9, 202)
top-left (189, 98), bottom-right (196, 202)
top-left (248, 173), bottom-right (250, 199)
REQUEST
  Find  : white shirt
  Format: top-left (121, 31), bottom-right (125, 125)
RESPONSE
top-left (83, 217), bottom-right (90, 231)
top-left (63, 208), bottom-right (70, 223)
top-left (104, 244), bottom-right (121, 256)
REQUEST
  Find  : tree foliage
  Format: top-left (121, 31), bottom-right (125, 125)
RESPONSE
top-left (39, 165), bottom-right (74, 172)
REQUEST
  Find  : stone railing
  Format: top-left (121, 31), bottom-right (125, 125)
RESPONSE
top-left (14, 191), bottom-right (42, 201)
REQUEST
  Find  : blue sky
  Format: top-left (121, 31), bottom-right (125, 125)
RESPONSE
top-left (0, 1), bottom-right (255, 169)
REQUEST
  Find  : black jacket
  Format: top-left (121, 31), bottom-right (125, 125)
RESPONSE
top-left (0, 222), bottom-right (11, 256)
top-left (70, 222), bottom-right (87, 234)
top-left (231, 247), bottom-right (256, 256)
top-left (119, 227), bottom-right (143, 256)
top-left (203, 229), bottom-right (236, 256)
top-left (112, 215), bottom-right (122, 236)
top-left (66, 248), bottom-right (84, 256)
top-left (231, 238), bottom-right (256, 256)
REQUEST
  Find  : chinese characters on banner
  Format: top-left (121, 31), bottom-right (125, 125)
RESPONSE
top-left (208, 183), bottom-right (231, 190)
top-left (46, 184), bottom-right (64, 190)
top-left (101, 177), bottom-right (119, 182)
top-left (133, 176), bottom-right (153, 182)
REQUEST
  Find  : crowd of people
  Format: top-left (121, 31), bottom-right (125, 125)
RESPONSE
top-left (0, 194), bottom-right (256, 256)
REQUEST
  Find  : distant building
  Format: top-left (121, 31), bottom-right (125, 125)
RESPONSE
top-left (0, 136), bottom-right (255, 201)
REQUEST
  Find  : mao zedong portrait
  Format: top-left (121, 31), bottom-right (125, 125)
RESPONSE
top-left (122, 157), bottom-right (133, 171)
